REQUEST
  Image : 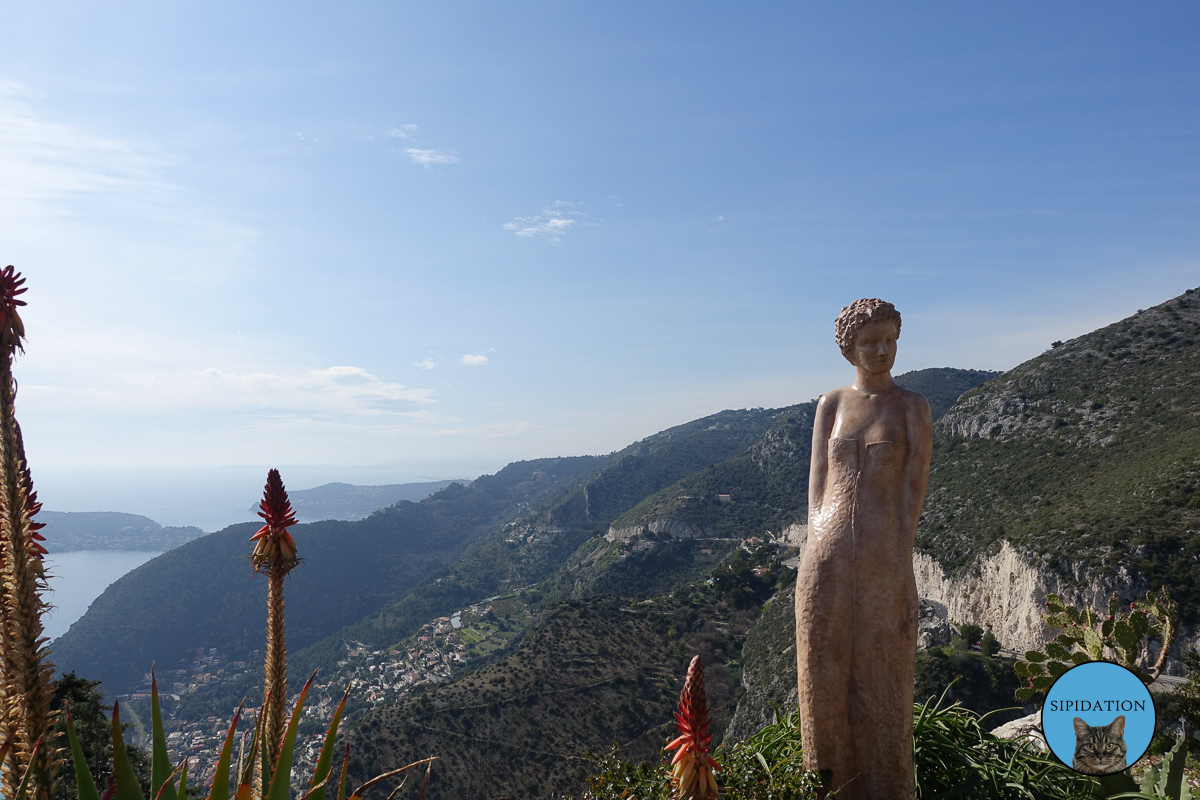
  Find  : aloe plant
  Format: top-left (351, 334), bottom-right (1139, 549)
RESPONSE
top-left (665, 656), bottom-right (720, 799)
top-left (0, 265), bottom-right (57, 800)
top-left (1015, 588), bottom-right (1178, 701)
top-left (60, 665), bottom-right (432, 800)
top-left (249, 469), bottom-right (302, 793)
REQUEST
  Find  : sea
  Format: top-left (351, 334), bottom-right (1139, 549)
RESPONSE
top-left (43, 550), bottom-right (162, 641)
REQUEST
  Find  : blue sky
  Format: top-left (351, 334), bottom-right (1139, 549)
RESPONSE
top-left (2, 2), bottom-right (1198, 527)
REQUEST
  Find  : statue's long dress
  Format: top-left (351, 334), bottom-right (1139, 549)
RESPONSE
top-left (795, 437), bottom-right (918, 800)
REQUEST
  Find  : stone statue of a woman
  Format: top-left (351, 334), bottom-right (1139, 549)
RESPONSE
top-left (795, 298), bottom-right (933, 799)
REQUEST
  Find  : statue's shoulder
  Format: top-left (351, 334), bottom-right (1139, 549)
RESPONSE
top-left (817, 386), bottom-right (851, 408)
top-left (893, 385), bottom-right (933, 419)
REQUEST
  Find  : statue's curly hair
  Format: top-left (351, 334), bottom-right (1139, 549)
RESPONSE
top-left (834, 298), bottom-right (902, 364)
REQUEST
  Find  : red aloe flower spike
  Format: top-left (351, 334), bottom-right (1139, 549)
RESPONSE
top-left (665, 655), bottom-right (720, 799)
top-left (249, 468), bottom-right (300, 575)
top-left (0, 266), bottom-right (27, 353)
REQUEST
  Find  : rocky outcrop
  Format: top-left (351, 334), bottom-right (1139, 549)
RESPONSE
top-left (912, 541), bottom-right (1151, 654)
top-left (990, 711), bottom-right (1047, 751)
top-left (604, 518), bottom-right (714, 542)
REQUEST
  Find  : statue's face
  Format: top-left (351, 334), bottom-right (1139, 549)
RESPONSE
top-left (852, 319), bottom-right (898, 375)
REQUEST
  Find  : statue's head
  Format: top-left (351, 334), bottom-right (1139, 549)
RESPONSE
top-left (834, 298), bottom-right (902, 366)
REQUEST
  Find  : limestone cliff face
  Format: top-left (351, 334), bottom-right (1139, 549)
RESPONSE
top-left (604, 518), bottom-right (714, 542)
top-left (910, 540), bottom-right (1200, 673)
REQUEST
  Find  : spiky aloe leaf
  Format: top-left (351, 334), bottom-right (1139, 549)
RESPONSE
top-left (111, 703), bottom-right (145, 800)
top-left (178, 760), bottom-right (188, 800)
top-left (306, 687), bottom-right (349, 800)
top-left (65, 706), bottom-right (102, 800)
top-left (300, 776), bottom-right (331, 800)
top-left (237, 706), bottom-right (261, 800)
top-left (10, 739), bottom-right (43, 800)
top-left (336, 745), bottom-right (349, 800)
top-left (206, 704), bottom-right (243, 800)
top-left (265, 671), bottom-right (317, 800)
top-left (1139, 731), bottom-right (1189, 799)
top-left (150, 668), bottom-right (177, 800)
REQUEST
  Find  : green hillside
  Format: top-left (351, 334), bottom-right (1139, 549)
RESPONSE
top-left (894, 367), bottom-right (1003, 421)
top-left (40, 511), bottom-right (204, 552)
top-left (918, 287), bottom-right (1200, 618)
top-left (342, 578), bottom-right (769, 800)
top-left (605, 367), bottom-right (995, 538)
top-left (52, 457), bottom-right (602, 695)
top-left (544, 407), bottom-right (782, 528)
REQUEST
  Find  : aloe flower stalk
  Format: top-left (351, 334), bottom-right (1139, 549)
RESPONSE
top-left (665, 655), bottom-right (720, 799)
top-left (0, 266), bottom-right (56, 800)
top-left (250, 469), bottom-right (300, 795)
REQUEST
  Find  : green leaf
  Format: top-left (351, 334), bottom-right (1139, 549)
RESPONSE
top-left (1101, 618), bottom-right (1115, 639)
top-left (1130, 610), bottom-right (1150, 640)
top-left (1070, 651), bottom-right (1091, 665)
top-left (1162, 732), bottom-right (1188, 799)
top-left (1024, 651), bottom-right (1047, 663)
top-left (1084, 626), bottom-right (1104, 660)
top-left (1113, 620), bottom-right (1139, 653)
top-left (1045, 641), bottom-right (1072, 660)
top-left (207, 704), bottom-right (244, 800)
top-left (306, 688), bottom-right (349, 800)
top-left (65, 705), bottom-right (102, 800)
top-left (178, 757), bottom-right (188, 800)
top-left (1047, 660), bottom-right (1070, 678)
top-left (112, 702), bottom-right (147, 800)
top-left (150, 668), bottom-right (178, 800)
top-left (237, 706), bottom-right (261, 800)
top-left (337, 745), bottom-right (350, 800)
top-left (265, 671), bottom-right (318, 800)
top-left (1014, 688), bottom-right (1036, 702)
top-left (10, 739), bottom-right (42, 800)
top-left (1032, 676), bottom-right (1056, 691)
top-left (1046, 594), bottom-right (1067, 613)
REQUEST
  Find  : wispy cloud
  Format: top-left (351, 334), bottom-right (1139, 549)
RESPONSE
top-left (460, 353), bottom-right (489, 367)
top-left (503, 200), bottom-right (594, 241)
top-left (0, 80), bottom-right (168, 219)
top-left (414, 357), bottom-right (436, 369)
top-left (387, 124), bottom-right (419, 139)
top-left (404, 148), bottom-right (459, 167)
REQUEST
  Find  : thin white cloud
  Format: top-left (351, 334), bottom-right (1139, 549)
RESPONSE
top-left (414, 357), bottom-right (436, 370)
top-left (503, 217), bottom-right (576, 238)
top-left (0, 81), bottom-right (168, 218)
top-left (460, 353), bottom-right (489, 367)
top-left (404, 148), bottom-right (459, 166)
top-left (503, 200), bottom-right (595, 241)
top-left (387, 124), bottom-right (419, 139)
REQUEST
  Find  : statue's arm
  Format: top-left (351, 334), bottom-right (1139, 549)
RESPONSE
top-left (808, 393), bottom-right (836, 521)
top-left (901, 393), bottom-right (933, 534)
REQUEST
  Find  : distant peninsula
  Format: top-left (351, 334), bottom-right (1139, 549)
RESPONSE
top-left (246, 479), bottom-right (470, 522)
top-left (40, 511), bottom-right (206, 553)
